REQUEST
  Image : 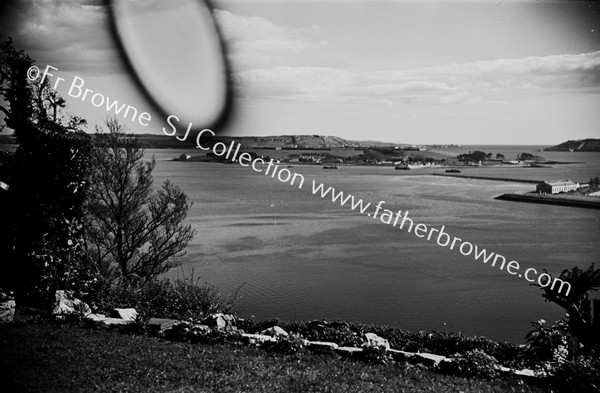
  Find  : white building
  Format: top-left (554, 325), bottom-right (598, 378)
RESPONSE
top-left (536, 180), bottom-right (580, 194)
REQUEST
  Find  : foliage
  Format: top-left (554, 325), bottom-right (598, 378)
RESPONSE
top-left (0, 38), bottom-right (95, 309)
top-left (91, 274), bottom-right (231, 321)
top-left (164, 322), bottom-right (241, 345)
top-left (438, 349), bottom-right (501, 380)
top-left (517, 152), bottom-right (544, 161)
top-left (525, 318), bottom-right (572, 366)
top-left (357, 345), bottom-right (393, 365)
top-left (85, 117), bottom-right (195, 281)
top-left (535, 263), bottom-right (600, 356)
top-left (261, 333), bottom-right (307, 355)
top-left (550, 355), bottom-right (600, 393)
top-left (457, 150), bottom-right (488, 162)
top-left (0, 37), bottom-right (34, 133)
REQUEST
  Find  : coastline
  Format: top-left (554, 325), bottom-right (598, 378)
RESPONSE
top-left (432, 173), bottom-right (541, 184)
top-left (495, 193), bottom-right (600, 210)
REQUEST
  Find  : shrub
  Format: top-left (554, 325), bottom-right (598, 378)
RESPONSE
top-left (91, 273), bottom-right (232, 321)
top-left (438, 349), bottom-right (501, 380)
top-left (551, 356), bottom-right (600, 393)
top-left (261, 334), bottom-right (307, 355)
top-left (525, 318), bottom-right (572, 365)
top-left (356, 345), bottom-right (392, 365)
top-left (163, 322), bottom-right (241, 345)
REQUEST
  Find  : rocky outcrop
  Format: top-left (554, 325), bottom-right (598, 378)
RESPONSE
top-left (363, 332), bottom-right (390, 350)
top-left (53, 290), bottom-right (91, 315)
top-left (0, 293), bottom-right (15, 323)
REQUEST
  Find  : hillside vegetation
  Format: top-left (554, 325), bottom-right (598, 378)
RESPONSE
top-left (543, 139), bottom-right (600, 152)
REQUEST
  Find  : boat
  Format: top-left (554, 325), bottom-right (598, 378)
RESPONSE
top-left (323, 165), bottom-right (338, 169)
top-left (395, 164), bottom-right (409, 170)
top-left (445, 168), bottom-right (461, 173)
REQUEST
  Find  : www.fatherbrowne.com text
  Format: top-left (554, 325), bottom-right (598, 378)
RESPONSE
top-left (195, 131), bottom-right (572, 297)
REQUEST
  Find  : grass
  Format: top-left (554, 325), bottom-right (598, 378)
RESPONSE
top-left (0, 323), bottom-right (544, 393)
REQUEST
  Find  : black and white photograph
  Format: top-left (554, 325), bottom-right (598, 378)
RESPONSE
top-left (1, 0), bottom-right (599, 392)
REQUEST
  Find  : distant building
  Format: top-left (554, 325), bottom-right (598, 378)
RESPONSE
top-left (536, 180), bottom-right (580, 194)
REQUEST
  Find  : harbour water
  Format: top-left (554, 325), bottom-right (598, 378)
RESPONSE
top-left (150, 146), bottom-right (600, 344)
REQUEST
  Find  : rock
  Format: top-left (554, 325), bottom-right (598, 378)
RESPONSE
top-left (53, 290), bottom-right (91, 315)
top-left (514, 368), bottom-right (539, 377)
top-left (241, 333), bottom-right (277, 344)
top-left (203, 315), bottom-right (226, 329)
top-left (147, 318), bottom-right (179, 333)
top-left (0, 299), bottom-right (16, 323)
top-left (85, 313), bottom-right (107, 322)
top-left (335, 346), bottom-right (363, 356)
top-left (204, 313), bottom-right (236, 328)
top-left (219, 313), bottom-right (236, 324)
top-left (259, 326), bottom-right (288, 337)
top-left (416, 353), bottom-right (447, 366)
top-left (307, 341), bottom-right (339, 350)
top-left (363, 332), bottom-right (390, 350)
top-left (101, 318), bottom-right (133, 326)
top-left (111, 308), bottom-right (138, 321)
top-left (388, 349), bottom-right (413, 362)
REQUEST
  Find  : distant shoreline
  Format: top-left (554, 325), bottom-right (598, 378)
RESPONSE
top-left (433, 174), bottom-right (541, 184)
top-left (495, 193), bottom-right (600, 210)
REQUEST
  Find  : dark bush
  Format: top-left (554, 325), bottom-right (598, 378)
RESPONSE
top-left (438, 349), bottom-right (501, 380)
top-left (90, 274), bottom-right (232, 321)
top-left (261, 334), bottom-right (307, 355)
top-left (356, 346), bottom-right (392, 365)
top-left (551, 356), bottom-right (600, 393)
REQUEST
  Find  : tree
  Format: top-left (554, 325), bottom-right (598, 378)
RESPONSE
top-left (1, 38), bottom-right (94, 308)
top-left (0, 37), bottom-right (33, 133)
top-left (536, 264), bottom-right (600, 356)
top-left (86, 117), bottom-right (195, 281)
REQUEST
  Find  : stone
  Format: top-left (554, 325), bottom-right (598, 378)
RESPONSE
top-left (192, 324), bottom-right (211, 331)
top-left (241, 333), bottom-right (277, 344)
top-left (85, 313), bottom-right (107, 322)
top-left (363, 332), bottom-right (390, 350)
top-left (147, 318), bottom-right (179, 332)
top-left (203, 315), bottom-right (226, 329)
top-left (335, 346), bottom-right (363, 356)
top-left (414, 352), bottom-right (447, 366)
top-left (513, 369), bottom-right (539, 377)
top-left (220, 313), bottom-right (236, 323)
top-left (388, 349), bottom-right (413, 362)
top-left (101, 318), bottom-right (133, 326)
top-left (259, 326), bottom-right (289, 337)
top-left (0, 299), bottom-right (16, 323)
top-left (53, 290), bottom-right (91, 315)
top-left (307, 341), bottom-right (339, 350)
top-left (111, 308), bottom-right (138, 321)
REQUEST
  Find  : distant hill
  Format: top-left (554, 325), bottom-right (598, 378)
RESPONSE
top-left (543, 139), bottom-right (600, 152)
top-left (3, 132), bottom-right (407, 150)
top-left (95, 133), bottom-right (371, 149)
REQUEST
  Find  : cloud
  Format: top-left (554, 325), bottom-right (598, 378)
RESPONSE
top-left (214, 9), bottom-right (328, 68)
top-left (1, 0), bottom-right (117, 75)
top-left (234, 51), bottom-right (600, 105)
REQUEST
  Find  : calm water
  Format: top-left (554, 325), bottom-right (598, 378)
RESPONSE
top-left (149, 146), bottom-right (600, 344)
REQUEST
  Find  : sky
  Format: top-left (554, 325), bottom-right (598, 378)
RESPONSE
top-left (1, 0), bottom-right (599, 145)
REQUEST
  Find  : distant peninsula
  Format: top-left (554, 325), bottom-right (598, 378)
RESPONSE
top-left (86, 133), bottom-right (420, 150)
top-left (543, 138), bottom-right (600, 152)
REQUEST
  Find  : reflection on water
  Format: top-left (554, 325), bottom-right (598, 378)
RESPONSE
top-left (150, 147), bottom-right (600, 343)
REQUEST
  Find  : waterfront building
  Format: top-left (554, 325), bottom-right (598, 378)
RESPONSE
top-left (536, 179), bottom-right (580, 194)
